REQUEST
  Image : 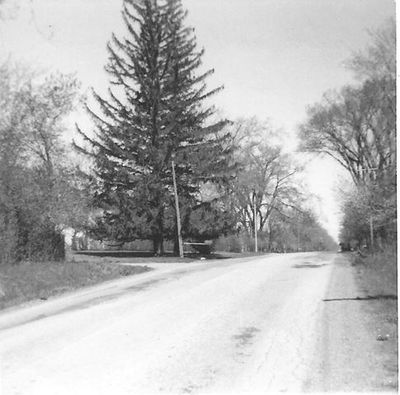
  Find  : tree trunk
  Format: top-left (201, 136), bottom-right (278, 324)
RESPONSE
top-left (173, 237), bottom-right (179, 256)
top-left (153, 207), bottom-right (165, 256)
top-left (153, 238), bottom-right (159, 256)
top-left (153, 236), bottom-right (164, 256)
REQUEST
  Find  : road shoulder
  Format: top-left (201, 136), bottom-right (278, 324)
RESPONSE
top-left (305, 253), bottom-right (397, 391)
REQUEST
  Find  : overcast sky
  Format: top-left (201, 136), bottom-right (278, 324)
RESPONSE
top-left (0, 0), bottom-right (395, 239)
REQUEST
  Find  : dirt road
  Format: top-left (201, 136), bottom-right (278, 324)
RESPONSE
top-left (0, 252), bottom-right (382, 394)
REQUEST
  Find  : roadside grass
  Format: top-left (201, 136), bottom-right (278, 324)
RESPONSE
top-left (71, 250), bottom-right (266, 263)
top-left (0, 259), bottom-right (152, 310)
top-left (353, 247), bottom-right (397, 296)
top-left (0, 250), bottom-right (271, 312)
top-left (353, 247), bottom-right (398, 390)
top-left (71, 251), bottom-right (199, 264)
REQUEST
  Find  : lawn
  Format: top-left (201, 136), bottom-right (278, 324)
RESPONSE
top-left (0, 250), bottom-right (272, 311)
top-left (0, 258), bottom-right (153, 310)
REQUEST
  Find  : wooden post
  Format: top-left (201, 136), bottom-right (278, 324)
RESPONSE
top-left (172, 161), bottom-right (184, 258)
top-left (253, 190), bottom-right (258, 253)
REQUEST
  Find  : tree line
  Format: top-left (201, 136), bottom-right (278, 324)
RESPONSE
top-left (0, 0), bottom-right (340, 263)
top-left (0, 64), bottom-right (88, 263)
top-left (299, 19), bottom-right (396, 251)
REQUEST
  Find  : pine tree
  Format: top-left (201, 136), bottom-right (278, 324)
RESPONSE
top-left (76, 0), bottom-right (232, 255)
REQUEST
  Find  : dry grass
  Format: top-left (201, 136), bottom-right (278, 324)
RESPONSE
top-left (355, 247), bottom-right (397, 296)
top-left (354, 246), bottom-right (398, 390)
top-left (0, 259), bottom-right (152, 310)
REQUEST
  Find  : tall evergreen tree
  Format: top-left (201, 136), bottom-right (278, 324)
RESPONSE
top-left (76, 0), bottom-right (232, 255)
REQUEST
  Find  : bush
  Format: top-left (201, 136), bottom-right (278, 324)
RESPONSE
top-left (214, 234), bottom-right (244, 252)
top-left (27, 227), bottom-right (65, 262)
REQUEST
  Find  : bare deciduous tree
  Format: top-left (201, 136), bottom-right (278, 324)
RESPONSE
top-left (228, 118), bottom-right (301, 235)
top-left (299, 20), bottom-right (396, 248)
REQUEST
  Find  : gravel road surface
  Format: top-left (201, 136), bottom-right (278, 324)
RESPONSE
top-left (0, 252), bottom-right (371, 394)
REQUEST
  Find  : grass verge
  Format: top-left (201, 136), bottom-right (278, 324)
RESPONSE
top-left (70, 250), bottom-right (266, 263)
top-left (0, 251), bottom-right (271, 312)
top-left (0, 259), bottom-right (152, 311)
top-left (353, 246), bottom-right (398, 390)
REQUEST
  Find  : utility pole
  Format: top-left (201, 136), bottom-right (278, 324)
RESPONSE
top-left (253, 190), bottom-right (258, 253)
top-left (172, 160), bottom-right (184, 258)
top-left (369, 215), bottom-right (374, 251)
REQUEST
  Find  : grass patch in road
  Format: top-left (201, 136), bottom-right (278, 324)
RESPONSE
top-left (0, 260), bottom-right (153, 311)
top-left (353, 247), bottom-right (398, 390)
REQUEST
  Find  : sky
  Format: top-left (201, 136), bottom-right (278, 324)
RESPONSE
top-left (0, 0), bottom-right (395, 240)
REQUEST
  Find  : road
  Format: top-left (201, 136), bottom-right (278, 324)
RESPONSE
top-left (0, 252), bottom-right (341, 394)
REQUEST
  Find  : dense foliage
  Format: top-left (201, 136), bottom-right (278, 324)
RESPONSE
top-left (0, 62), bottom-right (86, 263)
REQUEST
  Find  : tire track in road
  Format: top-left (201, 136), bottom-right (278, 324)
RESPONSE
top-left (226, 256), bottom-right (334, 393)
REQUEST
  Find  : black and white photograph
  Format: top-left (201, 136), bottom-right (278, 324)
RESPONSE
top-left (0, 0), bottom-right (396, 393)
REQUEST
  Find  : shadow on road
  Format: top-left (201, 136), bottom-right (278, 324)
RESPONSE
top-left (74, 250), bottom-right (231, 260)
top-left (323, 294), bottom-right (397, 302)
top-left (292, 263), bottom-right (328, 269)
